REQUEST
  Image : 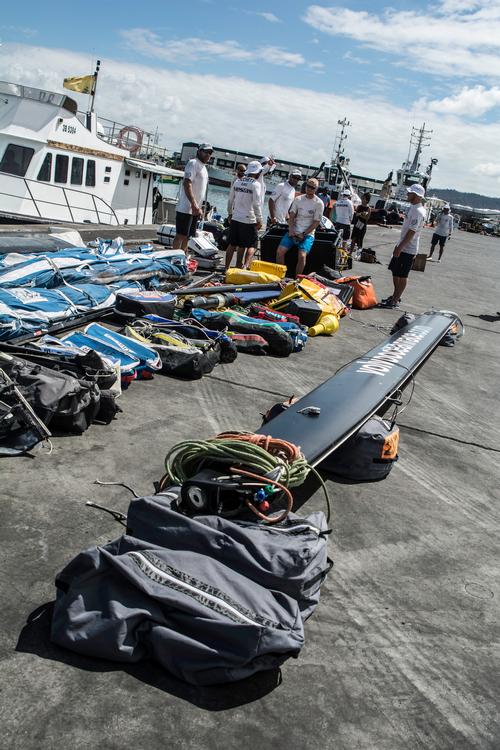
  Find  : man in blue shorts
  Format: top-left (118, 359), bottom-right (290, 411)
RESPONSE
top-left (276, 177), bottom-right (324, 277)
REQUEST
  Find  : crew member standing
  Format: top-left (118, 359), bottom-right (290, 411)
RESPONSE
top-left (380, 184), bottom-right (426, 308)
top-left (350, 192), bottom-right (371, 254)
top-left (173, 143), bottom-right (212, 250)
top-left (334, 189), bottom-right (354, 240)
top-left (268, 170), bottom-right (301, 224)
top-left (276, 177), bottom-right (324, 277)
top-left (428, 204), bottom-right (453, 262)
top-left (225, 160), bottom-right (263, 270)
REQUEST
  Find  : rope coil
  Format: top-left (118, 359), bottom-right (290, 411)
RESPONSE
top-left (162, 431), bottom-right (331, 523)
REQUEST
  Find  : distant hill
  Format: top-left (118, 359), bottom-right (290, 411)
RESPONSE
top-left (429, 189), bottom-right (500, 210)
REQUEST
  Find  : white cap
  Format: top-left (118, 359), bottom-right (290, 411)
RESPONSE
top-left (290, 169), bottom-right (302, 177)
top-left (342, 188), bottom-right (352, 196)
top-left (407, 183), bottom-right (425, 197)
top-left (198, 143), bottom-right (213, 152)
top-left (245, 160), bottom-right (263, 175)
top-left (443, 203), bottom-right (450, 209)
top-left (260, 156), bottom-right (271, 164)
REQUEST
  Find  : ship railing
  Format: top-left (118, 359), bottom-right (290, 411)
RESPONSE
top-left (89, 113), bottom-right (170, 161)
top-left (0, 172), bottom-right (121, 225)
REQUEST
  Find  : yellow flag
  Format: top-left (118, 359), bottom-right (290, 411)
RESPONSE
top-left (63, 74), bottom-right (96, 95)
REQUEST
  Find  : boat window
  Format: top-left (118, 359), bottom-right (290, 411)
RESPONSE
top-left (86, 160), bottom-right (96, 187)
top-left (105, 166), bottom-right (111, 173)
top-left (70, 157), bottom-right (84, 185)
top-left (0, 143), bottom-right (35, 177)
top-left (37, 152), bottom-right (52, 182)
top-left (54, 154), bottom-right (69, 183)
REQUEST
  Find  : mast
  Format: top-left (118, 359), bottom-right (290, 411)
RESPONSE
top-left (327, 117), bottom-right (351, 189)
top-left (408, 123), bottom-right (432, 172)
top-left (331, 117), bottom-right (351, 166)
top-left (90, 59), bottom-right (100, 113)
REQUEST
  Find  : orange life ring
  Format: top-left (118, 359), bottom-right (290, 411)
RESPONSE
top-left (117, 125), bottom-right (143, 154)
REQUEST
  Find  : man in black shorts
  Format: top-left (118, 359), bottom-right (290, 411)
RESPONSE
top-left (173, 143), bottom-right (212, 250)
top-left (225, 160), bottom-right (263, 269)
top-left (380, 184), bottom-right (426, 308)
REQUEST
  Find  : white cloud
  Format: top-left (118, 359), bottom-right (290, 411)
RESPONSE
top-left (473, 163), bottom-right (500, 177)
top-left (303, 2), bottom-right (500, 80)
top-left (420, 85), bottom-right (500, 116)
top-left (254, 12), bottom-right (281, 23)
top-left (343, 50), bottom-right (369, 65)
top-left (120, 28), bottom-right (312, 68)
top-left (2, 42), bottom-right (500, 195)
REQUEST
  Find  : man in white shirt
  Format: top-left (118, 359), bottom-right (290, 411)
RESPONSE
top-left (334, 189), bottom-right (354, 240)
top-left (268, 170), bottom-right (301, 225)
top-left (428, 205), bottom-right (453, 262)
top-left (173, 143), bottom-right (212, 251)
top-left (276, 177), bottom-right (324, 277)
top-left (380, 183), bottom-right (427, 308)
top-left (225, 160), bottom-right (263, 269)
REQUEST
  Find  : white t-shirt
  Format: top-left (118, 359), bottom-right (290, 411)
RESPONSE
top-left (399, 203), bottom-right (426, 255)
top-left (335, 197), bottom-right (354, 225)
top-left (176, 158), bottom-right (208, 215)
top-left (289, 194), bottom-right (324, 235)
top-left (269, 181), bottom-right (296, 223)
top-left (227, 176), bottom-right (262, 224)
top-left (434, 213), bottom-right (453, 237)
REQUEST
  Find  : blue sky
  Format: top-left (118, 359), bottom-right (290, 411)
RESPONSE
top-left (2, 1), bottom-right (500, 194)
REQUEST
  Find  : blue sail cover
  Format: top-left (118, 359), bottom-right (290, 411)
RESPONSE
top-left (0, 247), bottom-right (188, 288)
top-left (0, 285), bottom-right (116, 340)
top-left (0, 244), bottom-right (189, 341)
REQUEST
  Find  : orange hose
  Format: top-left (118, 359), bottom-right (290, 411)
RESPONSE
top-left (216, 431), bottom-right (302, 463)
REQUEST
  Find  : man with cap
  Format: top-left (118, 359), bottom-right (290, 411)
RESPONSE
top-left (276, 177), bottom-right (324, 277)
top-left (225, 160), bottom-right (263, 269)
top-left (380, 183), bottom-right (426, 308)
top-left (334, 189), bottom-right (354, 240)
top-left (428, 204), bottom-right (453, 262)
top-left (173, 143), bottom-right (213, 251)
top-left (257, 156), bottom-right (276, 206)
top-left (268, 170), bottom-right (301, 225)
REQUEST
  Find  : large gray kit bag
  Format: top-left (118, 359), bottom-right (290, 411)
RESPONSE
top-left (51, 492), bottom-right (331, 685)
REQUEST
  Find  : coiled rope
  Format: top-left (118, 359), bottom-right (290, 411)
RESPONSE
top-left (162, 431), bottom-right (331, 523)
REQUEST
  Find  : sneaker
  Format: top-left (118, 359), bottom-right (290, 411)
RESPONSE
top-left (380, 296), bottom-right (393, 306)
top-left (436, 259), bottom-right (441, 263)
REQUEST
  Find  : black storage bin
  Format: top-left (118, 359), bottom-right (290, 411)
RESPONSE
top-left (285, 299), bottom-right (322, 327)
top-left (260, 227), bottom-right (349, 276)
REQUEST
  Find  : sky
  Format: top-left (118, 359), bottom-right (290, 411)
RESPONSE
top-left (1, 0), bottom-right (500, 195)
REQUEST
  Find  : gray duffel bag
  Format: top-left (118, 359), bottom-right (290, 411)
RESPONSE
top-left (51, 533), bottom-right (305, 685)
top-left (126, 489), bottom-right (332, 622)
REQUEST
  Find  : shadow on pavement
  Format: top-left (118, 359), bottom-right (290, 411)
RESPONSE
top-left (16, 601), bottom-right (282, 711)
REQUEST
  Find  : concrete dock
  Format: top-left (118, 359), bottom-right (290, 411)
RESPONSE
top-left (1, 225), bottom-right (499, 749)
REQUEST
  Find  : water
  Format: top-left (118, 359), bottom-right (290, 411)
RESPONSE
top-left (159, 182), bottom-right (270, 222)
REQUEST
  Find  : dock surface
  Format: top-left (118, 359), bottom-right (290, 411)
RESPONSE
top-left (1, 226), bottom-right (499, 750)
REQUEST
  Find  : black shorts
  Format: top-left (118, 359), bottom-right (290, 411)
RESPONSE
top-left (388, 252), bottom-right (414, 278)
top-left (228, 220), bottom-right (258, 249)
top-left (334, 222), bottom-right (351, 240)
top-left (176, 211), bottom-right (198, 238)
top-left (431, 233), bottom-right (447, 249)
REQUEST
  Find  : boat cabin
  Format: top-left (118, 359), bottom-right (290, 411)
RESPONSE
top-left (0, 81), bottom-right (182, 225)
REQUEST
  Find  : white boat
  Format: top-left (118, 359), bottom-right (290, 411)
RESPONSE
top-left (0, 80), bottom-right (184, 225)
